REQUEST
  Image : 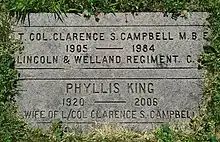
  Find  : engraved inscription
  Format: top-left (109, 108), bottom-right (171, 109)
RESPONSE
top-left (15, 13), bottom-right (207, 130)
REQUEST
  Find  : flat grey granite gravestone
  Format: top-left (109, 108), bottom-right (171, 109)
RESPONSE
top-left (15, 12), bottom-right (208, 130)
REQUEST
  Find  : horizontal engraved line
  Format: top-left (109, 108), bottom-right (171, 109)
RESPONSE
top-left (96, 47), bottom-right (124, 50)
top-left (19, 77), bottom-right (203, 81)
top-left (81, 67), bottom-right (198, 70)
top-left (18, 25), bottom-right (208, 28)
top-left (94, 100), bottom-right (126, 104)
top-left (15, 67), bottom-right (64, 70)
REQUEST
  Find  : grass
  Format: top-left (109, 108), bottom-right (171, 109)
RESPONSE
top-left (0, 0), bottom-right (220, 141)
